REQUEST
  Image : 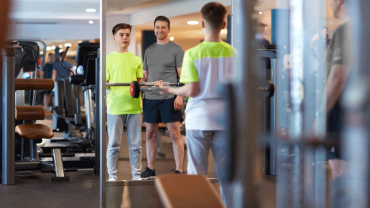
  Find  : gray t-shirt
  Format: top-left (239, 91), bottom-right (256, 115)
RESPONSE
top-left (53, 60), bottom-right (73, 81)
top-left (143, 41), bottom-right (184, 100)
top-left (325, 20), bottom-right (352, 80)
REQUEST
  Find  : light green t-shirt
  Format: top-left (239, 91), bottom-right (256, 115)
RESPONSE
top-left (179, 41), bottom-right (234, 130)
top-left (106, 51), bottom-right (143, 115)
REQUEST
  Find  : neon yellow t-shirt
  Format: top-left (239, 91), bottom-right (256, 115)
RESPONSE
top-left (106, 51), bottom-right (143, 115)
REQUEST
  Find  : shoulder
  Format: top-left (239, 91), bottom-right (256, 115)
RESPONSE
top-left (128, 52), bottom-right (142, 63)
top-left (169, 42), bottom-right (184, 51)
top-left (145, 43), bottom-right (157, 52)
top-left (331, 21), bottom-right (351, 40)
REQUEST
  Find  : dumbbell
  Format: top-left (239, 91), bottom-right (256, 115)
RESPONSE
top-left (106, 81), bottom-right (183, 98)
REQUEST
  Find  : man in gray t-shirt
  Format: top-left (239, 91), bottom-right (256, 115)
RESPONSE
top-left (143, 41), bottom-right (184, 100)
top-left (141, 16), bottom-right (185, 178)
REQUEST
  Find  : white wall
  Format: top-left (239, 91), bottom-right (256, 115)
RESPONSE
top-left (7, 24), bottom-right (100, 40)
top-left (105, 14), bottom-right (136, 55)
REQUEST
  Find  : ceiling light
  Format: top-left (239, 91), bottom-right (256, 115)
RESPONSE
top-left (259, 12), bottom-right (262, 14)
top-left (86, 8), bottom-right (96, 13)
top-left (51, 45), bottom-right (56, 50)
top-left (64, 43), bottom-right (72, 47)
top-left (46, 46), bottom-right (51, 51)
top-left (59, 49), bottom-right (63, 53)
top-left (89, 20), bottom-right (94, 24)
top-left (170, 37), bottom-right (174, 41)
top-left (59, 44), bottom-right (63, 48)
top-left (187, 21), bottom-right (199, 25)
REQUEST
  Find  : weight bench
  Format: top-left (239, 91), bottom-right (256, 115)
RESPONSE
top-left (155, 175), bottom-right (224, 208)
top-left (14, 79), bottom-right (74, 181)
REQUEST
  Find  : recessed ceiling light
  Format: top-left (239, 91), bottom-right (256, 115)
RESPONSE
top-left (259, 12), bottom-right (262, 14)
top-left (59, 44), bottom-right (63, 48)
top-left (46, 46), bottom-right (51, 51)
top-left (170, 37), bottom-right (174, 41)
top-left (51, 45), bottom-right (56, 50)
top-left (86, 8), bottom-right (96, 13)
top-left (59, 49), bottom-right (63, 53)
top-left (64, 43), bottom-right (72, 47)
top-left (89, 20), bottom-right (94, 24)
top-left (187, 21), bottom-right (199, 25)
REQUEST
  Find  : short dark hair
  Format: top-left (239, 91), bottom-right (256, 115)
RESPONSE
top-left (154, 16), bottom-right (170, 29)
top-left (201, 2), bottom-right (227, 30)
top-left (58, 52), bottom-right (64, 57)
top-left (48, 53), bottom-right (54, 56)
top-left (112, 23), bottom-right (132, 36)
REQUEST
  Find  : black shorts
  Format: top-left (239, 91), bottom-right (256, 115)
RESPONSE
top-left (143, 97), bottom-right (182, 123)
top-left (43, 90), bottom-right (53, 95)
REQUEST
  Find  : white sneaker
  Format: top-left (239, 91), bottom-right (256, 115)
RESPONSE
top-left (132, 176), bottom-right (142, 181)
top-left (108, 177), bottom-right (117, 182)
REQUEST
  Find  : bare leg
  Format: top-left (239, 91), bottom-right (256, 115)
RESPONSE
top-left (167, 121), bottom-right (184, 172)
top-left (145, 123), bottom-right (158, 170)
top-left (43, 93), bottom-right (51, 110)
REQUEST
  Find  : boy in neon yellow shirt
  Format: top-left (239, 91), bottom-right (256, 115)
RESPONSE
top-left (106, 23), bottom-right (143, 181)
top-left (157, 2), bottom-right (234, 207)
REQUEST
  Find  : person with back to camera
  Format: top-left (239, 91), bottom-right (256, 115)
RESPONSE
top-left (106, 23), bottom-right (144, 181)
top-left (156, 2), bottom-right (234, 207)
top-left (140, 15), bottom-right (185, 178)
top-left (52, 52), bottom-right (73, 81)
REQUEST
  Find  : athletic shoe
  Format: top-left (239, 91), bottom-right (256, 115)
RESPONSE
top-left (171, 169), bottom-right (183, 174)
top-left (132, 175), bottom-right (142, 181)
top-left (141, 166), bottom-right (156, 179)
top-left (108, 177), bottom-right (117, 182)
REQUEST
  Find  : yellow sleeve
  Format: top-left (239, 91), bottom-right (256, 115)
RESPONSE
top-left (137, 58), bottom-right (143, 79)
top-left (179, 50), bottom-right (198, 83)
top-left (106, 57), bottom-right (110, 81)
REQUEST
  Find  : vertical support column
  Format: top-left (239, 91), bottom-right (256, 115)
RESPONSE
top-left (100, 0), bottom-right (107, 207)
top-left (232, 0), bottom-right (261, 207)
top-left (2, 47), bottom-right (15, 185)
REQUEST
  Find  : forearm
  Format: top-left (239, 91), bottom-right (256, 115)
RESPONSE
top-left (52, 71), bottom-right (57, 81)
top-left (166, 83), bottom-right (196, 98)
top-left (325, 78), bottom-right (345, 112)
top-left (143, 71), bottom-right (148, 82)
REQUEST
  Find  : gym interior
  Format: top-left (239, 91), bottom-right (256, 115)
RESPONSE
top-left (0, 0), bottom-right (369, 207)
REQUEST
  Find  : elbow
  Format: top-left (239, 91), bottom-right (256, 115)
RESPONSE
top-left (188, 88), bottom-right (198, 97)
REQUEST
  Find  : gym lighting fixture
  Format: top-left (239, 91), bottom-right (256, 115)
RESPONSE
top-left (46, 46), bottom-right (51, 51)
top-left (51, 45), bottom-right (56, 50)
top-left (64, 43), bottom-right (72, 47)
top-left (187, 21), bottom-right (199, 25)
top-left (59, 44), bottom-right (63, 48)
top-left (259, 12), bottom-right (262, 14)
top-left (86, 8), bottom-right (96, 13)
top-left (89, 20), bottom-right (94, 24)
top-left (170, 37), bottom-right (174, 41)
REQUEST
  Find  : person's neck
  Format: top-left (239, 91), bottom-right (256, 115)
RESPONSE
top-left (204, 30), bottom-right (222, 42)
top-left (116, 46), bottom-right (128, 53)
top-left (339, 5), bottom-right (350, 22)
top-left (157, 38), bottom-right (169, 45)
